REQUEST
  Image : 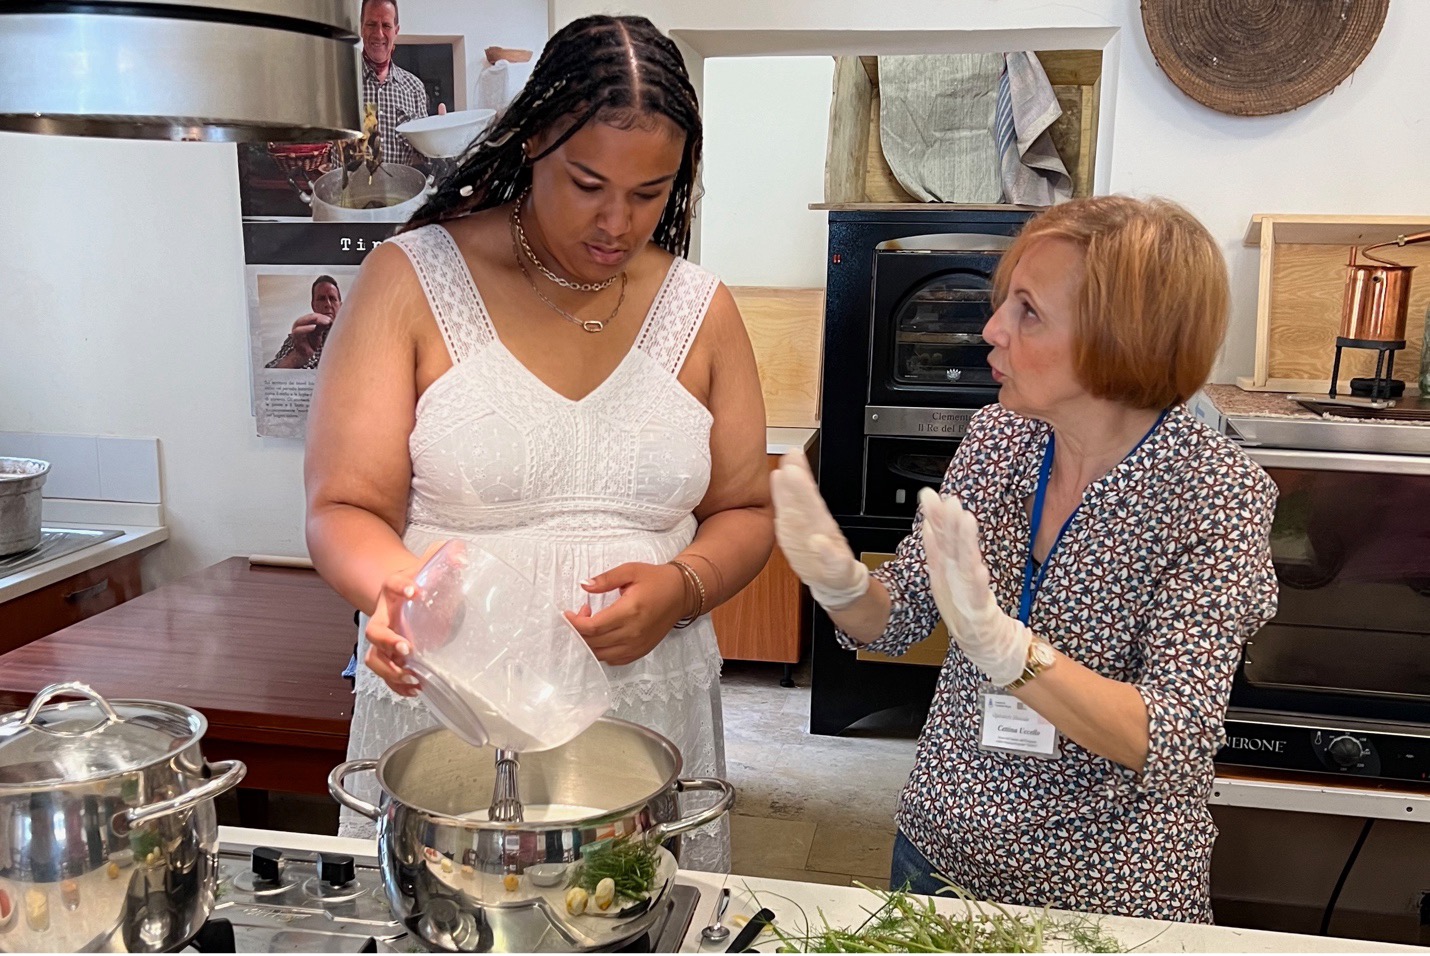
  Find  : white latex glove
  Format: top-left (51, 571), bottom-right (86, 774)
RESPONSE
top-left (919, 487), bottom-right (1032, 686)
top-left (770, 451), bottom-right (870, 611)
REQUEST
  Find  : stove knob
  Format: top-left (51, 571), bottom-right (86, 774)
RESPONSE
top-left (1328, 735), bottom-right (1365, 768)
top-left (318, 852), bottom-right (356, 888)
top-left (251, 846), bottom-right (284, 883)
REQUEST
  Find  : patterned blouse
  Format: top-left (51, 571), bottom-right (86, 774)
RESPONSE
top-left (839, 403), bottom-right (1278, 923)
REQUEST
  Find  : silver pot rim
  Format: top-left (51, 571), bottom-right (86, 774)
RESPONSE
top-left (0, 456), bottom-right (50, 482)
top-left (371, 715), bottom-right (685, 830)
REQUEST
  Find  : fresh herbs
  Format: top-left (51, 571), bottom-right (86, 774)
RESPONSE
top-left (567, 835), bottom-right (660, 902)
top-left (763, 880), bottom-right (1128, 954)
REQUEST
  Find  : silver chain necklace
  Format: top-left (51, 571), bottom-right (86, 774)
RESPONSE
top-left (510, 209), bottom-right (626, 333)
top-left (512, 192), bottom-right (619, 293)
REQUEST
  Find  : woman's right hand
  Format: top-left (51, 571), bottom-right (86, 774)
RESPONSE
top-left (770, 450), bottom-right (869, 610)
top-left (364, 541), bottom-right (449, 695)
top-left (364, 569), bottom-right (422, 697)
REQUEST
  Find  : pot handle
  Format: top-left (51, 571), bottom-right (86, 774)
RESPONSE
top-left (647, 778), bottom-right (736, 841)
top-left (113, 760), bottom-right (247, 834)
top-left (328, 759), bottom-right (381, 820)
top-left (21, 682), bottom-right (122, 736)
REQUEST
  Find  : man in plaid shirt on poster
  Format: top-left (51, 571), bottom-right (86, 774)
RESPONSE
top-left (360, 0), bottom-right (438, 168)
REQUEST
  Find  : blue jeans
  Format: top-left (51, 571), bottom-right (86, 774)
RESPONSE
top-left (889, 830), bottom-right (951, 897)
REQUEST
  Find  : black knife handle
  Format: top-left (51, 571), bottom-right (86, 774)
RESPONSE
top-left (726, 907), bottom-right (774, 953)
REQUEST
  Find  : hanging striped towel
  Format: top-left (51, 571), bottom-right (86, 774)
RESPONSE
top-left (995, 52), bottom-right (1074, 206)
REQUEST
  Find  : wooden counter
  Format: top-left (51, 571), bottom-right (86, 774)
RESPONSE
top-left (0, 557), bottom-right (356, 797)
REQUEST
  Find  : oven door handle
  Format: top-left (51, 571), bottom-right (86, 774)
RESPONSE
top-left (886, 462), bottom-right (948, 484)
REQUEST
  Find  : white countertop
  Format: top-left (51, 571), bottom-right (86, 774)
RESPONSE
top-left (767, 427), bottom-right (817, 456)
top-left (218, 827), bottom-right (1423, 953)
top-left (0, 522), bottom-right (168, 603)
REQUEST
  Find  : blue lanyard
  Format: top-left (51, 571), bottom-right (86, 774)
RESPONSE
top-left (1017, 409), bottom-right (1169, 625)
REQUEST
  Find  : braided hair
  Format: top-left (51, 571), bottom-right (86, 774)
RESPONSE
top-left (402, 15), bottom-right (702, 258)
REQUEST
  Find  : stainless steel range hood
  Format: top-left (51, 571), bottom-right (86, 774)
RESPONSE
top-left (0, 1), bottom-right (362, 142)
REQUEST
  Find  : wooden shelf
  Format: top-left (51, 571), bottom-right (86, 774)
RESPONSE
top-left (823, 50), bottom-right (1102, 207)
top-left (1244, 213), bottom-right (1430, 247)
top-left (1240, 213), bottom-right (1430, 392)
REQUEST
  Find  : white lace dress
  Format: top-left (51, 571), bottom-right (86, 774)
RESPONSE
top-left (339, 224), bottom-right (730, 872)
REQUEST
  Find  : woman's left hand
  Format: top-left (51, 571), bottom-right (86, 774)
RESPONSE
top-left (919, 488), bottom-right (1031, 686)
top-left (565, 562), bottom-right (689, 666)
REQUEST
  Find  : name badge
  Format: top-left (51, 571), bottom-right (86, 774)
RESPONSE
top-left (977, 683), bottom-right (1059, 758)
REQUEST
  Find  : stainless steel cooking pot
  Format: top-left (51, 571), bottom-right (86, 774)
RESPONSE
top-left (301, 163), bottom-right (432, 222)
top-left (0, 683), bottom-right (246, 952)
top-left (0, 457), bottom-right (48, 556)
top-left (330, 717), bottom-right (735, 952)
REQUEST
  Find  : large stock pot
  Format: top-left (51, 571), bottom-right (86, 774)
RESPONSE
top-left (0, 683), bottom-right (246, 952)
top-left (330, 717), bottom-right (735, 952)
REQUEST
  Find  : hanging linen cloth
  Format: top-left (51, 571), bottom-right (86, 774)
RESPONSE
top-left (877, 53), bottom-right (1003, 203)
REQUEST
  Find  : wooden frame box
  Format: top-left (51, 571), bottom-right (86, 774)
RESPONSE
top-left (816, 50), bottom-right (1102, 210)
top-left (1239, 214), bottom-right (1430, 393)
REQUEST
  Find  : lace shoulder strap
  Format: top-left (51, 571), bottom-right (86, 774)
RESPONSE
top-left (635, 258), bottom-right (720, 375)
top-left (385, 224), bottom-right (494, 364)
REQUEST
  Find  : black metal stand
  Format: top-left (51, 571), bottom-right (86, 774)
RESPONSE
top-left (781, 664), bottom-right (795, 688)
top-left (1330, 337), bottom-right (1405, 401)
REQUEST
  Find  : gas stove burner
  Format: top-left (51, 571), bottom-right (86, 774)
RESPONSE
top-left (1349, 376), bottom-right (1406, 399)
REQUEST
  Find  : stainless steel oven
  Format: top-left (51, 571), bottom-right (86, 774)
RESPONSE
top-left (1218, 446), bottom-right (1430, 784)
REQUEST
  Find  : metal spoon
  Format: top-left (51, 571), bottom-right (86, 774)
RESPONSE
top-left (700, 887), bottom-right (731, 944)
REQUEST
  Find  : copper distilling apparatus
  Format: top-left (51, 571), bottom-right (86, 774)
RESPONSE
top-left (1330, 231), bottom-right (1430, 402)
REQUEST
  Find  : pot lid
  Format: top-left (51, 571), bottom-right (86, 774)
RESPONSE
top-left (0, 683), bottom-right (206, 787)
top-left (1141, 0), bottom-right (1389, 117)
top-left (0, 1), bottom-right (362, 142)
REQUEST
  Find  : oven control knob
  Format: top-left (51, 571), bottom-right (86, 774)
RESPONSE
top-left (1328, 735), bottom-right (1365, 768)
top-left (318, 852), bottom-right (356, 888)
top-left (251, 846), bottom-right (284, 883)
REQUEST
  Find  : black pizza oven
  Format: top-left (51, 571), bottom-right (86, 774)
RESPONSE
top-left (811, 207), bottom-right (1035, 735)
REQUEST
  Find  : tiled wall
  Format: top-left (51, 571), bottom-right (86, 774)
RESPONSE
top-left (0, 433), bottom-right (161, 504)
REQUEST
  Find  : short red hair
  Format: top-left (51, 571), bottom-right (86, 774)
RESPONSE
top-left (992, 196), bottom-right (1229, 409)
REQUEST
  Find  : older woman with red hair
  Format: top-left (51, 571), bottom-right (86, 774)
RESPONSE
top-left (772, 196), bottom-right (1277, 922)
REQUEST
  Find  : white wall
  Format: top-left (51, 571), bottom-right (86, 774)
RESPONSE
top-left (0, 0), bottom-right (547, 588)
top-left (551, 0), bottom-right (1430, 382)
top-left (699, 57), bottom-right (833, 287)
top-left (400, 0), bottom-right (544, 107)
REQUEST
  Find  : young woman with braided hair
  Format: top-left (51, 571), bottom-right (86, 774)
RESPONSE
top-left (304, 16), bottom-right (771, 868)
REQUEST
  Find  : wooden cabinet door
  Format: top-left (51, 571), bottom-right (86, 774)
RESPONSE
top-left (0, 551), bottom-right (147, 656)
top-left (712, 455), bottom-right (804, 664)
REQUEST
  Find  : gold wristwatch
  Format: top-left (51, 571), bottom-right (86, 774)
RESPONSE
top-left (1006, 636), bottom-right (1056, 690)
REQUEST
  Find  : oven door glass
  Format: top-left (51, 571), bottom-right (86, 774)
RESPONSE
top-left (864, 436), bottom-right (960, 519)
top-left (870, 249), bottom-right (1003, 407)
top-left (891, 272), bottom-right (996, 389)
top-left (1242, 467), bottom-right (1430, 701)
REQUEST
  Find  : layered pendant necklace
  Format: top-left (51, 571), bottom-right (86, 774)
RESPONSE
top-left (510, 197), bottom-right (626, 333)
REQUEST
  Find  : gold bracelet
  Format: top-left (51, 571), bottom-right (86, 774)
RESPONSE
top-left (669, 559), bottom-right (706, 628)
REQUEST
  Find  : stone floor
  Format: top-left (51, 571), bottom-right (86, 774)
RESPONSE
top-left (720, 659), bottom-right (918, 889)
top-left (226, 659), bottom-right (922, 890)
